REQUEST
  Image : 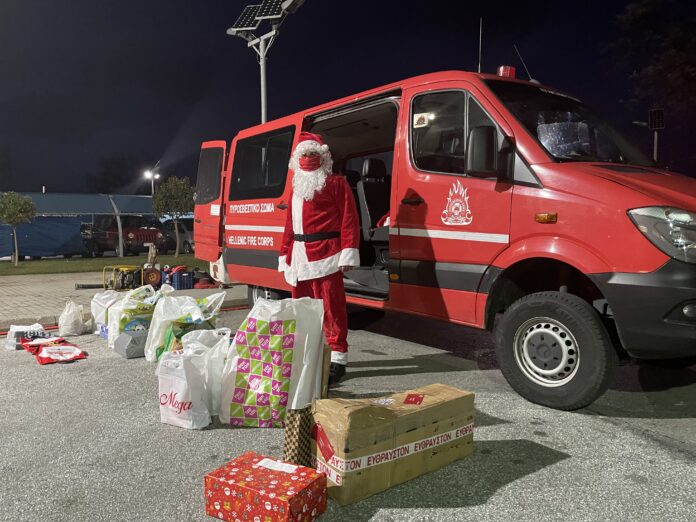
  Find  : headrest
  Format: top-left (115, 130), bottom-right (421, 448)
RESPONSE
top-left (361, 158), bottom-right (387, 180)
top-left (344, 170), bottom-right (361, 186)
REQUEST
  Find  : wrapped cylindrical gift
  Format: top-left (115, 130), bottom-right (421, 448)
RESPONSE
top-left (282, 405), bottom-right (313, 467)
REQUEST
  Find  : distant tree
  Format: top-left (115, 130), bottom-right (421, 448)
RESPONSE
top-left (609, 0), bottom-right (696, 121)
top-left (153, 177), bottom-right (195, 257)
top-left (87, 155), bottom-right (156, 194)
top-left (0, 192), bottom-right (36, 266)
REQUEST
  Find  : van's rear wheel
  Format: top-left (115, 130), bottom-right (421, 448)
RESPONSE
top-left (494, 291), bottom-right (617, 411)
top-left (247, 286), bottom-right (288, 307)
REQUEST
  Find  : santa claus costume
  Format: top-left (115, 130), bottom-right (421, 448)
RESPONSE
top-left (279, 132), bottom-right (360, 384)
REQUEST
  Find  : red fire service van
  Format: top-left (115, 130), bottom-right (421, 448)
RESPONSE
top-left (193, 69), bottom-right (696, 410)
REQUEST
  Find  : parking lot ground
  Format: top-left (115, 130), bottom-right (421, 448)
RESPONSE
top-left (0, 272), bottom-right (247, 330)
top-left (1, 308), bottom-right (695, 521)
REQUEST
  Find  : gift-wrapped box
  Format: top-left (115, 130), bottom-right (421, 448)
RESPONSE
top-left (204, 452), bottom-right (326, 522)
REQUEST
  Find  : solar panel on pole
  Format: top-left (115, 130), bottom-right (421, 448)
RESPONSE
top-left (231, 5), bottom-right (262, 30)
top-left (648, 108), bottom-right (665, 131)
top-left (256, 0), bottom-right (284, 20)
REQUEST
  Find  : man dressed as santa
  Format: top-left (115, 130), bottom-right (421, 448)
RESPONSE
top-left (279, 132), bottom-right (360, 385)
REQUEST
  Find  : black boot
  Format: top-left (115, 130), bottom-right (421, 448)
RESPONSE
top-left (328, 362), bottom-right (346, 386)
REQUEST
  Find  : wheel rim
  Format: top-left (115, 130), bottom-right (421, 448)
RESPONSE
top-left (513, 317), bottom-right (580, 387)
top-left (252, 287), bottom-right (273, 303)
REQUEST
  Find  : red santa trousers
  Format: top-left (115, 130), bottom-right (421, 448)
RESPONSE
top-left (291, 270), bottom-right (348, 358)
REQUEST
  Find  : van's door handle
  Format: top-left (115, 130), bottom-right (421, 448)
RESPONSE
top-left (277, 203), bottom-right (288, 210)
top-left (194, 218), bottom-right (202, 223)
top-left (401, 197), bottom-right (424, 206)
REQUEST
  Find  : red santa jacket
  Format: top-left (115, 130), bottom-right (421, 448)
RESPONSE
top-left (278, 174), bottom-right (360, 286)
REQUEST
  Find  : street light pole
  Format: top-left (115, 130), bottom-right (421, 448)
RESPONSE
top-left (259, 36), bottom-right (268, 123)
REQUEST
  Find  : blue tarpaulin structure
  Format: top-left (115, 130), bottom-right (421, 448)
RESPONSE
top-left (0, 193), bottom-right (154, 258)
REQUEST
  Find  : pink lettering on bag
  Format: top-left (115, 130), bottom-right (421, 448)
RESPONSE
top-left (262, 363), bottom-right (273, 377)
top-left (248, 375), bottom-right (262, 391)
top-left (281, 363), bottom-right (292, 378)
top-left (271, 380), bottom-right (282, 395)
top-left (282, 335), bottom-right (295, 349)
top-left (271, 409), bottom-right (280, 421)
top-left (236, 358), bottom-right (250, 373)
top-left (257, 393), bottom-right (270, 406)
top-left (235, 331), bottom-right (247, 345)
top-left (259, 419), bottom-right (272, 428)
top-left (247, 318), bottom-right (257, 332)
top-left (250, 347), bottom-right (262, 360)
top-left (232, 387), bottom-right (246, 403)
top-left (230, 418), bottom-right (244, 426)
top-left (271, 351), bottom-right (282, 365)
top-left (258, 335), bottom-right (270, 350)
top-left (279, 392), bottom-right (288, 407)
top-left (159, 391), bottom-right (192, 415)
top-left (243, 406), bottom-right (258, 418)
top-left (270, 321), bottom-right (282, 335)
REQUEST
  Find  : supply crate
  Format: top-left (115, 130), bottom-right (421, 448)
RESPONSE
top-left (171, 271), bottom-right (193, 290)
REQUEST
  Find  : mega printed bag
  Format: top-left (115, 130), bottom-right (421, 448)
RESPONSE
top-left (144, 292), bottom-right (225, 362)
top-left (90, 290), bottom-right (121, 334)
top-left (5, 323), bottom-right (44, 351)
top-left (218, 297), bottom-right (325, 428)
top-left (156, 350), bottom-right (210, 430)
top-left (180, 328), bottom-right (232, 416)
top-left (108, 284), bottom-right (174, 348)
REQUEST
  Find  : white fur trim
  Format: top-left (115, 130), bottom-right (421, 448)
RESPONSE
top-left (331, 351), bottom-right (348, 365)
top-left (278, 255), bottom-right (288, 272)
top-left (338, 248), bottom-right (360, 268)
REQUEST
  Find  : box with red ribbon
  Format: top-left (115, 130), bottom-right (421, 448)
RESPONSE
top-left (204, 452), bottom-right (326, 522)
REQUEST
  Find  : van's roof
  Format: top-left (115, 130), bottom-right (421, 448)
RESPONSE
top-left (237, 70), bottom-right (542, 137)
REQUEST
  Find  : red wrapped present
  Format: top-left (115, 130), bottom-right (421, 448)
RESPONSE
top-left (204, 452), bottom-right (326, 522)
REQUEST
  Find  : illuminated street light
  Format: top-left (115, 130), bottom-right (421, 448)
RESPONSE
top-left (144, 169), bottom-right (161, 196)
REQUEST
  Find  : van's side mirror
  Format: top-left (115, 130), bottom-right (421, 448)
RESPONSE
top-left (467, 126), bottom-right (497, 175)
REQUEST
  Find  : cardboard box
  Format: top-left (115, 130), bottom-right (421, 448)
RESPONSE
top-left (204, 451), bottom-right (327, 522)
top-left (311, 383), bottom-right (474, 505)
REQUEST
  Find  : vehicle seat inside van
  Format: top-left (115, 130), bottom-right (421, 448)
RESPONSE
top-left (357, 158), bottom-right (390, 243)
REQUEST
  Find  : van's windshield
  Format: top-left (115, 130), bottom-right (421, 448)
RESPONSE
top-left (485, 80), bottom-right (654, 167)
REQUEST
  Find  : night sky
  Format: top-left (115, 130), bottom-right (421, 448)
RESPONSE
top-left (0, 0), bottom-right (691, 194)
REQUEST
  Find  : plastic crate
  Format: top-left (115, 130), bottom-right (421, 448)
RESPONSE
top-left (171, 271), bottom-right (193, 290)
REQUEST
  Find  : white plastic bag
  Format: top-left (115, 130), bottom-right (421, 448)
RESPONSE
top-left (156, 350), bottom-right (210, 430)
top-left (218, 297), bottom-right (325, 427)
top-left (5, 323), bottom-right (44, 350)
top-left (58, 300), bottom-right (86, 337)
top-left (90, 290), bottom-right (121, 333)
top-left (108, 284), bottom-right (174, 348)
top-left (181, 328), bottom-right (232, 415)
top-left (144, 291), bottom-right (226, 362)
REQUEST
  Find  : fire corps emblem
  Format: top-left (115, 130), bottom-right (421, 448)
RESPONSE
top-left (441, 180), bottom-right (472, 226)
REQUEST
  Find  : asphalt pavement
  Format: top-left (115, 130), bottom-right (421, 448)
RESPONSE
top-left (1, 308), bottom-right (695, 521)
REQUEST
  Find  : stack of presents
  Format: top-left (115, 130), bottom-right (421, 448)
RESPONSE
top-left (5, 284), bottom-right (476, 520)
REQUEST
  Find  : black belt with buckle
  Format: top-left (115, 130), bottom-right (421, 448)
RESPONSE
top-left (293, 232), bottom-right (340, 242)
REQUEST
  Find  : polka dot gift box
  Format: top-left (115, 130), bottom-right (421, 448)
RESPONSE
top-left (204, 451), bottom-right (327, 522)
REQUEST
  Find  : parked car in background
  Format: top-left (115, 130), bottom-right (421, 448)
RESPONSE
top-left (162, 218), bottom-right (195, 254)
top-left (89, 215), bottom-right (168, 256)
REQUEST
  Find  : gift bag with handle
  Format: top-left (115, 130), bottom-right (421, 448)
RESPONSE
top-left (218, 297), bottom-right (324, 428)
top-left (156, 350), bottom-right (210, 430)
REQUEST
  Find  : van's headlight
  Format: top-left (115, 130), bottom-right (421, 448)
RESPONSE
top-left (629, 207), bottom-right (696, 264)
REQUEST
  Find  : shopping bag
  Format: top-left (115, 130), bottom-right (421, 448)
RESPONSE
top-left (156, 350), bottom-right (210, 430)
top-left (218, 297), bottom-right (324, 428)
top-left (58, 300), bottom-right (86, 337)
top-left (180, 328), bottom-right (232, 416)
top-left (90, 290), bottom-right (121, 334)
top-left (144, 291), bottom-right (226, 362)
top-left (5, 323), bottom-right (44, 351)
top-left (107, 284), bottom-right (174, 348)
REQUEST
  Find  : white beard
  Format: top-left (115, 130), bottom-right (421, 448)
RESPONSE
top-left (293, 169), bottom-right (328, 201)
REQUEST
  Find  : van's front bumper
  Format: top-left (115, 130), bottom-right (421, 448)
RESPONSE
top-left (590, 260), bottom-right (696, 359)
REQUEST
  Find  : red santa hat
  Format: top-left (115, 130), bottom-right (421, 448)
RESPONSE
top-left (289, 131), bottom-right (333, 174)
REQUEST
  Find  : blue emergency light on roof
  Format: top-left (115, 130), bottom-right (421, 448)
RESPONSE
top-left (497, 65), bottom-right (516, 78)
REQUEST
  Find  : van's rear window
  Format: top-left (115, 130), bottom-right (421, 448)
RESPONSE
top-left (229, 126), bottom-right (295, 201)
top-left (195, 148), bottom-right (224, 205)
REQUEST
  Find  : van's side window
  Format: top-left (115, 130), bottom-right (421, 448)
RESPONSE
top-left (411, 91), bottom-right (466, 174)
top-left (229, 126), bottom-right (295, 201)
top-left (195, 148), bottom-right (224, 205)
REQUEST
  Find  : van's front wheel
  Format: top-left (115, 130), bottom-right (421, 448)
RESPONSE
top-left (494, 291), bottom-right (617, 411)
top-left (247, 286), bottom-right (288, 308)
